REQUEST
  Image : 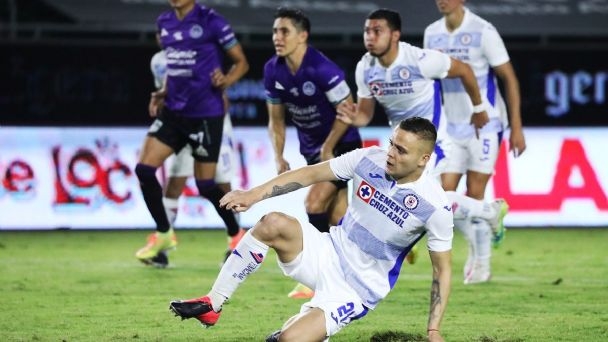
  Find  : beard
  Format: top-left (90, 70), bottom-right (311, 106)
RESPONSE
top-left (369, 39), bottom-right (392, 58)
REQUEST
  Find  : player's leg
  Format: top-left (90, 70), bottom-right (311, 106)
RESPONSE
top-left (163, 146), bottom-right (193, 226)
top-left (135, 113), bottom-right (185, 263)
top-left (170, 212), bottom-right (304, 326)
top-left (305, 181), bottom-right (339, 233)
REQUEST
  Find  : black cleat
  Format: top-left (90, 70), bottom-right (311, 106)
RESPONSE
top-left (265, 330), bottom-right (281, 342)
top-left (149, 251), bottom-right (169, 268)
top-left (169, 296), bottom-right (221, 327)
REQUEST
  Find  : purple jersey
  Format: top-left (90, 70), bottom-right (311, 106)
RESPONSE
top-left (264, 47), bottom-right (361, 157)
top-left (157, 5), bottom-right (237, 118)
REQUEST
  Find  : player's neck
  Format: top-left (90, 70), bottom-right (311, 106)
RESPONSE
top-left (396, 169), bottom-right (423, 185)
top-left (377, 42), bottom-right (399, 68)
top-left (444, 7), bottom-right (465, 32)
top-left (285, 44), bottom-right (308, 75)
top-left (174, 2), bottom-right (196, 20)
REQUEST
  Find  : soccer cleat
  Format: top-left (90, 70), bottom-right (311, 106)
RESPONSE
top-left (287, 283), bottom-right (314, 299)
top-left (464, 266), bottom-right (491, 285)
top-left (135, 228), bottom-right (178, 263)
top-left (149, 251), bottom-right (169, 268)
top-left (169, 296), bottom-right (221, 327)
top-left (406, 244), bottom-right (419, 265)
top-left (265, 330), bottom-right (281, 342)
top-left (489, 199), bottom-right (509, 249)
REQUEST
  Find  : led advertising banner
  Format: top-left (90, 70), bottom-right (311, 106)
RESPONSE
top-left (0, 126), bottom-right (607, 229)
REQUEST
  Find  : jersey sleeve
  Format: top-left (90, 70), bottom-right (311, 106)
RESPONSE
top-left (418, 48), bottom-right (451, 80)
top-left (329, 147), bottom-right (370, 181)
top-left (263, 61), bottom-right (282, 104)
top-left (314, 62), bottom-right (351, 105)
top-left (481, 24), bottom-right (510, 67)
top-left (208, 11), bottom-right (238, 50)
top-left (425, 204), bottom-right (454, 252)
top-left (355, 59), bottom-right (373, 99)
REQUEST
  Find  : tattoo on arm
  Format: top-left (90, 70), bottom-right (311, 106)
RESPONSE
top-left (262, 182), bottom-right (303, 199)
top-left (428, 278), bottom-right (440, 325)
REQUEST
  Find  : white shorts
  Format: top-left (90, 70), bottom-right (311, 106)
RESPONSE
top-left (441, 131), bottom-right (502, 174)
top-left (278, 220), bottom-right (369, 337)
top-left (166, 114), bottom-right (237, 183)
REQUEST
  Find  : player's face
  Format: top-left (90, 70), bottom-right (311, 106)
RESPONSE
top-left (385, 129), bottom-right (431, 183)
top-left (364, 19), bottom-right (395, 58)
top-left (272, 18), bottom-right (306, 57)
top-left (435, 0), bottom-right (465, 15)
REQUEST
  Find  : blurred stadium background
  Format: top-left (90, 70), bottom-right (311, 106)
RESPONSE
top-left (1, 0), bottom-right (607, 229)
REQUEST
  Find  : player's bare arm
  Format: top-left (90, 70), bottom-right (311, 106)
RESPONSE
top-left (427, 249), bottom-right (452, 342)
top-left (212, 43), bottom-right (249, 90)
top-left (447, 58), bottom-right (489, 137)
top-left (220, 162), bottom-right (337, 212)
top-left (336, 97), bottom-right (376, 127)
top-left (267, 103), bottom-right (291, 174)
top-left (494, 61), bottom-right (526, 157)
top-left (321, 95), bottom-right (356, 161)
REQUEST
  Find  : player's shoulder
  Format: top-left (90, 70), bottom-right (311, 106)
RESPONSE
top-left (466, 8), bottom-right (499, 33)
top-left (157, 9), bottom-right (174, 24)
top-left (305, 47), bottom-right (335, 66)
top-left (424, 17), bottom-right (444, 34)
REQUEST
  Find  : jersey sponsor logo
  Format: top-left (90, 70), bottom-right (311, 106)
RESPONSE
top-left (189, 24), bottom-right (203, 39)
top-left (403, 194), bottom-right (419, 210)
top-left (356, 181), bottom-right (375, 203)
top-left (370, 82), bottom-right (384, 96)
top-left (302, 81), bottom-right (316, 96)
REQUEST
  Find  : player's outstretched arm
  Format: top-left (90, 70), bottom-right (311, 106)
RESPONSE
top-left (427, 249), bottom-right (452, 342)
top-left (220, 162), bottom-right (338, 212)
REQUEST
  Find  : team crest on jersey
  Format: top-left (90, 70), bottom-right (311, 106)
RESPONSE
top-left (370, 82), bottom-right (384, 96)
top-left (189, 24), bottom-right (203, 39)
top-left (403, 194), bottom-right (419, 210)
top-left (356, 181), bottom-right (375, 203)
top-left (459, 33), bottom-right (472, 45)
top-left (398, 67), bottom-right (411, 80)
top-left (302, 81), bottom-right (316, 96)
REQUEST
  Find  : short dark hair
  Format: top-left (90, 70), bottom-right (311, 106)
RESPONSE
top-left (275, 7), bottom-right (311, 34)
top-left (367, 8), bottom-right (402, 32)
top-left (398, 117), bottom-right (437, 146)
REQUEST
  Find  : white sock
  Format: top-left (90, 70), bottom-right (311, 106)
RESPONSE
top-left (162, 197), bottom-right (179, 226)
top-left (446, 191), bottom-right (495, 221)
top-left (454, 217), bottom-right (475, 278)
top-left (472, 219), bottom-right (492, 271)
top-left (209, 230), bottom-right (269, 312)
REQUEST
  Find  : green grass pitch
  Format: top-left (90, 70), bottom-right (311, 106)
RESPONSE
top-left (1, 228), bottom-right (607, 341)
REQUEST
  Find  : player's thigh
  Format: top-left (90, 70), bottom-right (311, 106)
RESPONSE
top-left (305, 182), bottom-right (338, 212)
top-left (277, 219), bottom-right (327, 286)
top-left (440, 136), bottom-right (469, 175)
top-left (279, 309), bottom-right (327, 342)
top-left (188, 116), bottom-right (224, 168)
top-left (138, 136), bottom-right (174, 166)
top-left (466, 132), bottom-right (501, 174)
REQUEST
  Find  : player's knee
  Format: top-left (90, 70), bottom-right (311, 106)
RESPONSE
top-left (304, 193), bottom-right (329, 213)
top-left (134, 163), bottom-right (157, 183)
top-left (254, 212), bottom-right (292, 240)
top-left (195, 178), bottom-right (217, 196)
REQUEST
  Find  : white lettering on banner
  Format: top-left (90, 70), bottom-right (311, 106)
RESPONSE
top-left (0, 127), bottom-right (607, 228)
top-left (545, 70), bottom-right (607, 117)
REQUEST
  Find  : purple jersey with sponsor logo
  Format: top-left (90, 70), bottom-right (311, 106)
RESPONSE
top-left (157, 5), bottom-right (237, 118)
top-left (264, 46), bottom-right (361, 157)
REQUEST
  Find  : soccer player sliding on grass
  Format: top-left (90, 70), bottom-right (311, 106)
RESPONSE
top-left (169, 117), bottom-right (453, 342)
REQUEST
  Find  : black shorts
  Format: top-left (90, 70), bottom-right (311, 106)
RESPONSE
top-left (147, 108), bottom-right (224, 163)
top-left (304, 140), bottom-right (362, 190)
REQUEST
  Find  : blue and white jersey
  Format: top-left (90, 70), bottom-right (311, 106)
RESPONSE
top-left (424, 7), bottom-right (509, 139)
top-left (150, 50), bottom-right (167, 90)
top-left (355, 42), bottom-right (451, 130)
top-left (328, 146), bottom-right (453, 309)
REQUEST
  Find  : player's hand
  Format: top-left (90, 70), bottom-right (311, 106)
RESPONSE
top-left (220, 190), bottom-right (255, 213)
top-left (509, 128), bottom-right (527, 158)
top-left (210, 68), bottom-right (227, 89)
top-left (149, 92), bottom-right (165, 117)
top-left (336, 101), bottom-right (357, 125)
top-left (275, 158), bottom-right (290, 175)
top-left (470, 111), bottom-right (489, 139)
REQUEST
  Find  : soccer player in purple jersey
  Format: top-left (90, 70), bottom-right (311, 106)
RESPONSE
top-left (264, 7), bottom-right (362, 299)
top-left (134, 0), bottom-right (249, 265)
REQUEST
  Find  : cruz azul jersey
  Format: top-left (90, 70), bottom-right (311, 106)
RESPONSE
top-left (355, 42), bottom-right (451, 130)
top-left (157, 5), bottom-right (237, 118)
top-left (424, 7), bottom-right (509, 139)
top-left (329, 146), bottom-right (453, 308)
top-left (150, 50), bottom-right (167, 90)
top-left (264, 46), bottom-right (360, 157)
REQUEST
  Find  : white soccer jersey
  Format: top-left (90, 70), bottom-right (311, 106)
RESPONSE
top-left (328, 146), bottom-right (453, 309)
top-left (150, 50), bottom-right (168, 89)
top-left (424, 7), bottom-right (509, 139)
top-left (355, 42), bottom-right (451, 130)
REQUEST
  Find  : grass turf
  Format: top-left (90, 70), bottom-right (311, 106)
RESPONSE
top-left (0, 228), bottom-right (607, 341)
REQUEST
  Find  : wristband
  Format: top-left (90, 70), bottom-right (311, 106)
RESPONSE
top-left (472, 102), bottom-right (486, 114)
